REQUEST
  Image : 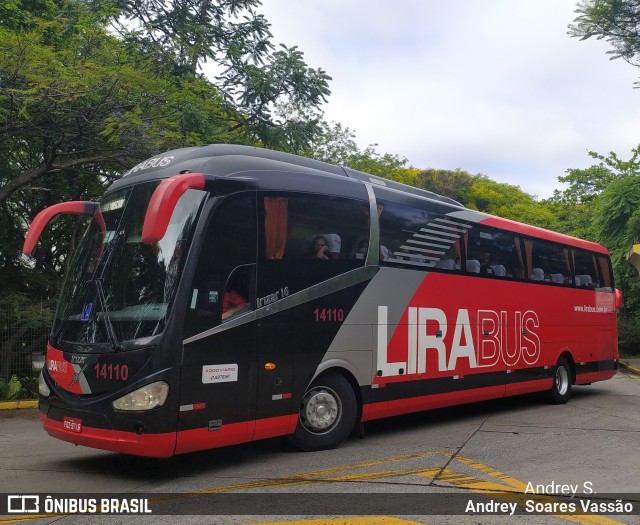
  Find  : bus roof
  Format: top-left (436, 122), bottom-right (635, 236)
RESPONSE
top-left (112, 144), bottom-right (608, 255)
top-left (111, 144), bottom-right (462, 207)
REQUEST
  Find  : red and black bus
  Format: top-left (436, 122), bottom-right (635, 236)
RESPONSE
top-left (24, 145), bottom-right (620, 457)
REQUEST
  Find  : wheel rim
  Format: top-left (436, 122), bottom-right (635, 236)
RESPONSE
top-left (300, 386), bottom-right (341, 434)
top-left (555, 366), bottom-right (569, 396)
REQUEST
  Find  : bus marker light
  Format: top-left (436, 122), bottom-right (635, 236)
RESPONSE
top-left (271, 393), bottom-right (292, 400)
top-left (180, 403), bottom-right (206, 412)
top-left (264, 363), bottom-right (276, 371)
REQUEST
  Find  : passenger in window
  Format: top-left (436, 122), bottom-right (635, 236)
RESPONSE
top-left (509, 268), bottom-right (525, 279)
top-left (480, 253), bottom-right (494, 275)
top-left (353, 239), bottom-right (389, 262)
top-left (222, 289), bottom-right (247, 320)
top-left (309, 235), bottom-right (331, 260)
top-left (222, 272), bottom-right (249, 320)
top-left (354, 239), bottom-right (369, 260)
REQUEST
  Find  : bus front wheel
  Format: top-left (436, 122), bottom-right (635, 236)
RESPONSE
top-left (548, 356), bottom-right (572, 404)
top-left (289, 371), bottom-right (357, 451)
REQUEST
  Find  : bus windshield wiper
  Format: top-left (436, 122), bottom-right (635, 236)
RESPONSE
top-left (93, 278), bottom-right (121, 351)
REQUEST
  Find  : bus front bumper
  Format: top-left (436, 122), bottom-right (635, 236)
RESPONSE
top-left (40, 412), bottom-right (176, 458)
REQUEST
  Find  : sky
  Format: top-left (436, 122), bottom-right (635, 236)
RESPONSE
top-left (254, 0), bottom-right (640, 199)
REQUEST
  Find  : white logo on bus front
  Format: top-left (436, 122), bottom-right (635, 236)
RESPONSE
top-left (376, 306), bottom-right (541, 378)
top-left (122, 156), bottom-right (175, 177)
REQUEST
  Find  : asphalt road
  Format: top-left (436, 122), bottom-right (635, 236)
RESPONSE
top-left (1, 370), bottom-right (639, 525)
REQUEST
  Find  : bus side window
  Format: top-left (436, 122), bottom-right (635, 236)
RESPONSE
top-left (528, 239), bottom-right (571, 285)
top-left (465, 225), bottom-right (523, 279)
top-left (259, 193), bottom-right (369, 296)
top-left (596, 255), bottom-right (613, 292)
top-left (377, 201), bottom-right (464, 272)
top-left (573, 249), bottom-right (599, 289)
top-left (184, 193), bottom-right (257, 338)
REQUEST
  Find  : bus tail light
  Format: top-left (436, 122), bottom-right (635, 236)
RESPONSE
top-left (615, 288), bottom-right (623, 309)
top-left (113, 381), bottom-right (169, 411)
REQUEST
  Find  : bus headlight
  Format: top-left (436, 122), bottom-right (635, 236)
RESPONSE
top-left (38, 370), bottom-right (50, 397)
top-left (112, 381), bottom-right (169, 411)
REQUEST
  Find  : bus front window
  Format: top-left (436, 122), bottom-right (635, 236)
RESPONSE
top-left (53, 182), bottom-right (206, 348)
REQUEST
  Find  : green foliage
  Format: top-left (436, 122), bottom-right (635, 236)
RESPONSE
top-left (303, 122), bottom-right (416, 181)
top-left (0, 375), bottom-right (39, 400)
top-left (1, 0), bottom-right (331, 300)
top-left (617, 315), bottom-right (640, 357)
top-left (592, 174), bottom-right (640, 314)
top-left (414, 169), bottom-right (474, 204)
top-left (593, 175), bottom-right (640, 247)
top-left (569, 0), bottom-right (640, 85)
top-left (0, 293), bottom-right (53, 330)
top-left (1, 8), bottom-right (235, 301)
top-left (6, 375), bottom-right (21, 400)
top-left (465, 176), bottom-right (560, 230)
top-left (102, 0), bottom-right (331, 149)
top-left (555, 163), bottom-right (615, 205)
top-left (0, 293), bottom-right (53, 381)
top-left (547, 146), bottom-right (640, 240)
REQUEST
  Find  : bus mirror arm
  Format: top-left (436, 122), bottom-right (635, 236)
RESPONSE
top-left (23, 201), bottom-right (100, 256)
top-left (141, 172), bottom-right (257, 244)
top-left (141, 173), bottom-right (207, 244)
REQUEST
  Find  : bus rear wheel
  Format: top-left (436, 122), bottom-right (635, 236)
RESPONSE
top-left (548, 356), bottom-right (572, 404)
top-left (289, 371), bottom-right (357, 452)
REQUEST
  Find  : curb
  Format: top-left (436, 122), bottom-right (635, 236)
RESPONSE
top-left (0, 400), bottom-right (38, 410)
top-left (620, 362), bottom-right (640, 376)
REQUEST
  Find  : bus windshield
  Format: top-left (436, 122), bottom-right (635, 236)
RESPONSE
top-left (53, 181), bottom-right (206, 349)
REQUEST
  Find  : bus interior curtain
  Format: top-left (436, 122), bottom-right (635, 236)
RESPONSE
top-left (597, 255), bottom-right (610, 288)
top-left (524, 238), bottom-right (533, 278)
top-left (514, 236), bottom-right (524, 276)
top-left (453, 239), bottom-right (462, 263)
top-left (264, 197), bottom-right (288, 259)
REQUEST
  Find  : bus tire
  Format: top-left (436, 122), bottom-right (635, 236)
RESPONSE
top-left (548, 356), bottom-right (572, 404)
top-left (289, 371), bottom-right (357, 452)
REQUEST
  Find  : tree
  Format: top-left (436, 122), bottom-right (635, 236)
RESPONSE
top-left (303, 121), bottom-right (419, 182)
top-left (107, 0), bottom-right (331, 149)
top-left (569, 0), bottom-right (640, 86)
top-left (0, 4), bottom-right (240, 208)
top-left (548, 146), bottom-right (640, 237)
top-left (592, 175), bottom-right (640, 315)
top-left (1, 0), bottom-right (333, 212)
top-left (466, 176), bottom-right (560, 230)
top-left (415, 168), bottom-right (474, 204)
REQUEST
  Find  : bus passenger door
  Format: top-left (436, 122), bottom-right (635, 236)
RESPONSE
top-left (176, 193), bottom-right (259, 454)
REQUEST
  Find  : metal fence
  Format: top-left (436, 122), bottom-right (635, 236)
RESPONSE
top-left (0, 299), bottom-right (51, 400)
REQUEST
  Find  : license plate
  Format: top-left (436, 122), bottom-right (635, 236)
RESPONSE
top-left (63, 416), bottom-right (82, 433)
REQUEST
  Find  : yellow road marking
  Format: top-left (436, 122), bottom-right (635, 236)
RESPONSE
top-left (1, 450), bottom-right (629, 525)
top-left (0, 517), bottom-right (51, 524)
top-left (429, 455), bottom-right (625, 525)
top-left (251, 518), bottom-right (421, 525)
